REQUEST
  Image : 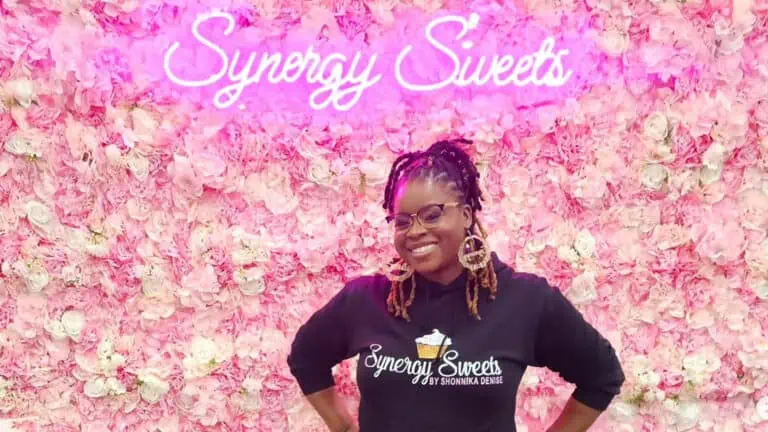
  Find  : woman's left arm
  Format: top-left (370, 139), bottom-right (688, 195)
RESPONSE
top-left (531, 278), bottom-right (626, 432)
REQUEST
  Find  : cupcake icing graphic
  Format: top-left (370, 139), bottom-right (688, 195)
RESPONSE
top-left (415, 329), bottom-right (452, 360)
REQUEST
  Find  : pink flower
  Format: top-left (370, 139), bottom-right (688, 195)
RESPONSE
top-left (168, 155), bottom-right (203, 198)
top-left (690, 220), bottom-right (746, 264)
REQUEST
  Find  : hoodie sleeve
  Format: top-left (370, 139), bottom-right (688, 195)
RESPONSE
top-left (287, 283), bottom-right (356, 395)
top-left (531, 278), bottom-right (625, 411)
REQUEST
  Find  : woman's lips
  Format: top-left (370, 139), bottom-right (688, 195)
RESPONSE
top-left (409, 244), bottom-right (438, 257)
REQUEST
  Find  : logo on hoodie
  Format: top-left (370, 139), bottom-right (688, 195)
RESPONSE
top-left (362, 329), bottom-right (504, 386)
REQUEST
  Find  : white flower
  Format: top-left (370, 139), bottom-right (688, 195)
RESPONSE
top-left (189, 225), bottom-right (215, 258)
top-left (700, 142), bottom-right (728, 185)
top-left (643, 112), bottom-right (670, 141)
top-left (84, 377), bottom-right (109, 398)
top-left (358, 156), bottom-right (391, 186)
top-left (183, 336), bottom-right (219, 379)
top-left (641, 164), bottom-right (668, 190)
top-left (85, 232), bottom-right (110, 257)
top-left (44, 319), bottom-right (68, 340)
top-left (672, 400), bottom-right (701, 431)
top-left (61, 310), bottom-right (86, 341)
top-left (568, 271), bottom-right (598, 305)
top-left (232, 377), bottom-right (262, 411)
top-left (557, 245), bottom-right (580, 264)
top-left (750, 278), bottom-right (768, 300)
top-left (4, 129), bottom-right (45, 158)
top-left (125, 150), bottom-right (150, 180)
top-left (25, 200), bottom-right (56, 237)
top-left (686, 308), bottom-right (715, 329)
top-left (97, 338), bottom-right (114, 360)
top-left (105, 376), bottom-right (126, 396)
top-left (13, 259), bottom-right (49, 292)
top-left (137, 369), bottom-right (170, 404)
top-left (231, 227), bottom-right (271, 265)
top-left (5, 78), bottom-right (35, 107)
top-left (574, 229), bottom-right (596, 257)
top-left (599, 30), bottom-right (630, 57)
top-left (682, 350), bottom-right (721, 385)
top-left (131, 108), bottom-right (159, 144)
top-left (702, 142), bottom-right (728, 169)
top-left (234, 267), bottom-right (267, 296)
top-left (636, 368), bottom-right (661, 387)
top-left (308, 158), bottom-right (333, 186)
top-left (756, 396), bottom-right (768, 421)
top-left (104, 144), bottom-right (123, 165)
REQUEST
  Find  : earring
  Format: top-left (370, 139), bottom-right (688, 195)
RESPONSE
top-left (458, 229), bottom-right (491, 271)
top-left (384, 258), bottom-right (414, 282)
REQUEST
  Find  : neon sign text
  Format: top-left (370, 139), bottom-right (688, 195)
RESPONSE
top-left (163, 10), bottom-right (578, 112)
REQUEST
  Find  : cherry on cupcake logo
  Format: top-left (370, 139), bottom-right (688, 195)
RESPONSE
top-left (363, 329), bottom-right (504, 386)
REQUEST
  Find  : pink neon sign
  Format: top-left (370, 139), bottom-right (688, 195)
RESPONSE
top-left (159, 9), bottom-right (596, 114)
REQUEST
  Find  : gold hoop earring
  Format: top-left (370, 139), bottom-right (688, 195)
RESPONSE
top-left (384, 258), bottom-right (414, 282)
top-left (458, 230), bottom-right (491, 271)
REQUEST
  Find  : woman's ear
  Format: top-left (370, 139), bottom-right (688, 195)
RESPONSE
top-left (462, 205), bottom-right (473, 230)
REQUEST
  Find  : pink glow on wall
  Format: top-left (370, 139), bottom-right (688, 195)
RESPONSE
top-left (155, 8), bottom-right (599, 117)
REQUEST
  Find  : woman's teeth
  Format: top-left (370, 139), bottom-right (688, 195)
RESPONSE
top-left (411, 244), bottom-right (437, 256)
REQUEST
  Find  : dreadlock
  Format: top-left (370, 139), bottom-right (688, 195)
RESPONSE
top-left (382, 138), bottom-right (498, 321)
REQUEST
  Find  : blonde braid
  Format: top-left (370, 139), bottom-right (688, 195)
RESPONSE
top-left (386, 273), bottom-right (417, 321)
top-left (463, 220), bottom-right (498, 319)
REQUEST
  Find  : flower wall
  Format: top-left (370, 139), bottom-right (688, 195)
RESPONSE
top-left (1, 0), bottom-right (768, 431)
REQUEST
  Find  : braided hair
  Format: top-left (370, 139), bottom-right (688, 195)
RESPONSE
top-left (382, 138), bottom-right (498, 320)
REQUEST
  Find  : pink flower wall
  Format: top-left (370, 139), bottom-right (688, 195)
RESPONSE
top-left (1, 0), bottom-right (768, 431)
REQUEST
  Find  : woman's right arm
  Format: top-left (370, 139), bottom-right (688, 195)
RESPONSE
top-left (288, 284), bottom-right (358, 431)
top-left (306, 388), bottom-right (358, 432)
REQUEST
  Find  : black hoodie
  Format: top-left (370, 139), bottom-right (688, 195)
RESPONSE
top-left (287, 253), bottom-right (625, 432)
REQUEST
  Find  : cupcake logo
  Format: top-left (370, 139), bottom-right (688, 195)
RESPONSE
top-left (363, 328), bottom-right (504, 387)
top-left (415, 329), bottom-right (452, 360)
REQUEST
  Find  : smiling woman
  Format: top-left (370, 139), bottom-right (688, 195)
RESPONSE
top-left (287, 138), bottom-right (625, 432)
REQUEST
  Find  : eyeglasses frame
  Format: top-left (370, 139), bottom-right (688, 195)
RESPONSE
top-left (386, 201), bottom-right (463, 232)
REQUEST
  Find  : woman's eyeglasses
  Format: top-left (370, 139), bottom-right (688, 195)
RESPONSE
top-left (386, 202), bottom-right (461, 232)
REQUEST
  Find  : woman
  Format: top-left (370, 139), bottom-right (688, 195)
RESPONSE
top-left (287, 139), bottom-right (625, 432)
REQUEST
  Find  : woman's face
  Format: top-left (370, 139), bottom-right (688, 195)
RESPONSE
top-left (391, 178), bottom-right (472, 283)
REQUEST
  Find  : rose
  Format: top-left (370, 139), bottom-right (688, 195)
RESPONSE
top-left (641, 164), bottom-right (668, 190)
top-left (308, 158), bottom-right (333, 186)
top-left (643, 112), bottom-right (670, 141)
top-left (24, 200), bottom-right (55, 236)
top-left (573, 229), bottom-right (596, 257)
